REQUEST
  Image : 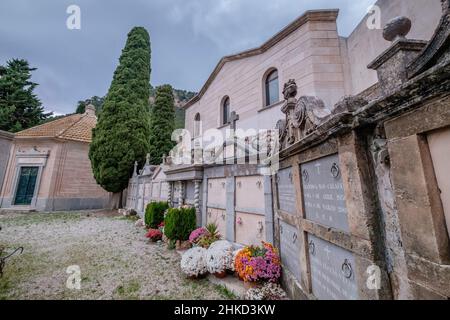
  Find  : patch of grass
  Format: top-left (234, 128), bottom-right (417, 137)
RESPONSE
top-left (0, 212), bottom-right (83, 227)
top-left (214, 284), bottom-right (238, 300)
top-left (114, 279), bottom-right (141, 300)
top-left (118, 215), bottom-right (140, 222)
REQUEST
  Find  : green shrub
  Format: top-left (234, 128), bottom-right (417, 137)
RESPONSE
top-left (144, 201), bottom-right (169, 228)
top-left (164, 207), bottom-right (197, 241)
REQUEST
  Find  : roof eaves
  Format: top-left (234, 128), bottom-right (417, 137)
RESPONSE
top-left (183, 9), bottom-right (339, 109)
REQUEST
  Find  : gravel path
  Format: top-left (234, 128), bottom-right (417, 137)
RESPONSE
top-left (0, 211), bottom-right (230, 300)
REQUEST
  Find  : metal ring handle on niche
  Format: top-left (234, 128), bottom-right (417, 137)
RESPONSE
top-left (341, 259), bottom-right (353, 279)
top-left (292, 233), bottom-right (298, 244)
top-left (288, 172), bottom-right (293, 183)
top-left (279, 224), bottom-right (283, 234)
top-left (276, 175), bottom-right (281, 184)
top-left (308, 240), bottom-right (315, 255)
top-left (331, 163), bottom-right (340, 179)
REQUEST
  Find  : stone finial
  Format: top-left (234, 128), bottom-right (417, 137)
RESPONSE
top-left (145, 153), bottom-right (150, 166)
top-left (283, 79), bottom-right (297, 101)
top-left (383, 16), bottom-right (412, 42)
top-left (84, 103), bottom-right (96, 116)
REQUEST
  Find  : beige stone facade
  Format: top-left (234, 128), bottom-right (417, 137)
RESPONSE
top-left (0, 107), bottom-right (110, 211)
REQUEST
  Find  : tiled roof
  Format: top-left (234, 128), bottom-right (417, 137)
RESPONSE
top-left (16, 110), bottom-right (97, 143)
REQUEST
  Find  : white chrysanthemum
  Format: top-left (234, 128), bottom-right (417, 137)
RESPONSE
top-left (180, 247), bottom-right (208, 277)
top-left (205, 240), bottom-right (234, 274)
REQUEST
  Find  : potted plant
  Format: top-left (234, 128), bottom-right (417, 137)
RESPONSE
top-left (234, 242), bottom-right (281, 286)
top-left (180, 247), bottom-right (208, 279)
top-left (245, 283), bottom-right (288, 300)
top-left (205, 240), bottom-right (234, 278)
top-left (196, 223), bottom-right (221, 249)
top-left (189, 227), bottom-right (208, 245)
top-left (164, 207), bottom-right (197, 250)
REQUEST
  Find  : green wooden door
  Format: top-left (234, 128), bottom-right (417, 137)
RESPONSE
top-left (14, 167), bottom-right (39, 205)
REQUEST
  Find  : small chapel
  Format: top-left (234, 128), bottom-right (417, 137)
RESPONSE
top-left (126, 0), bottom-right (450, 300)
top-left (0, 104), bottom-right (110, 211)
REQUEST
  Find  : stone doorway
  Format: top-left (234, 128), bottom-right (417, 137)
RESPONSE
top-left (14, 166), bottom-right (39, 205)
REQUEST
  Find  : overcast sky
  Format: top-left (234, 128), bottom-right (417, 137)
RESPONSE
top-left (0, 0), bottom-right (375, 115)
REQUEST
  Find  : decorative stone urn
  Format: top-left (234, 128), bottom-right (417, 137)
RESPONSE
top-left (383, 16), bottom-right (412, 41)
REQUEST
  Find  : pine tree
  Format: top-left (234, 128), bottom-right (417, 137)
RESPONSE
top-left (89, 27), bottom-right (151, 200)
top-left (149, 84), bottom-right (175, 165)
top-left (0, 59), bottom-right (51, 132)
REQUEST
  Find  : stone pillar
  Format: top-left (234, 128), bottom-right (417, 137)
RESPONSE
top-left (202, 177), bottom-right (208, 227)
top-left (178, 181), bottom-right (185, 207)
top-left (194, 180), bottom-right (202, 226)
top-left (225, 176), bottom-right (236, 242)
top-left (264, 175), bottom-right (274, 244)
top-left (368, 17), bottom-right (427, 96)
top-left (168, 182), bottom-right (173, 207)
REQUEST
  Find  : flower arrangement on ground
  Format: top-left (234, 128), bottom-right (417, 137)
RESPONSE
top-left (205, 240), bottom-right (234, 277)
top-left (234, 242), bottom-right (281, 283)
top-left (145, 228), bottom-right (163, 242)
top-left (180, 247), bottom-right (208, 278)
top-left (245, 283), bottom-right (288, 300)
top-left (189, 227), bottom-right (208, 244)
top-left (195, 223), bottom-right (222, 248)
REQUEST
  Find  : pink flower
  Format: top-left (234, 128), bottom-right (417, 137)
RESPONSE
top-left (189, 227), bottom-right (208, 244)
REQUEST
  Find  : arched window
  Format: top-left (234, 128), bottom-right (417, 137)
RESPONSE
top-left (221, 97), bottom-right (231, 125)
top-left (194, 113), bottom-right (201, 137)
top-left (265, 69), bottom-right (279, 107)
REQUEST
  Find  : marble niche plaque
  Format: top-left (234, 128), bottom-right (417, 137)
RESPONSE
top-left (300, 153), bottom-right (349, 232)
top-left (279, 220), bottom-right (302, 282)
top-left (308, 234), bottom-right (359, 300)
top-left (276, 167), bottom-right (297, 214)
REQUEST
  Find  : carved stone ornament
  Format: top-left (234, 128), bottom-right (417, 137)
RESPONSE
top-left (282, 79), bottom-right (298, 101)
top-left (279, 80), bottom-right (331, 149)
top-left (332, 95), bottom-right (368, 114)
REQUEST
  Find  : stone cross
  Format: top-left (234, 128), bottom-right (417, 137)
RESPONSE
top-left (133, 161), bottom-right (138, 176)
top-left (230, 111), bottom-right (240, 130)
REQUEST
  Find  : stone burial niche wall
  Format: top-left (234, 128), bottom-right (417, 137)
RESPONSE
top-left (126, 158), bottom-right (170, 216)
top-left (273, 100), bottom-right (389, 300)
top-left (274, 8), bottom-right (450, 300)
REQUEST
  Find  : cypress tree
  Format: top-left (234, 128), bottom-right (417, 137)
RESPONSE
top-left (149, 84), bottom-right (175, 165)
top-left (0, 59), bottom-right (51, 132)
top-left (89, 27), bottom-right (151, 201)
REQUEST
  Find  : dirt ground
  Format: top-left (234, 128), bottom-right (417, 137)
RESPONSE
top-left (0, 211), bottom-right (233, 300)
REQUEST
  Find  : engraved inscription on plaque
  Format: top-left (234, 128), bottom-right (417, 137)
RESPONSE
top-left (308, 234), bottom-right (358, 300)
top-left (301, 154), bottom-right (349, 232)
top-left (277, 167), bottom-right (296, 214)
top-left (280, 221), bottom-right (302, 282)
